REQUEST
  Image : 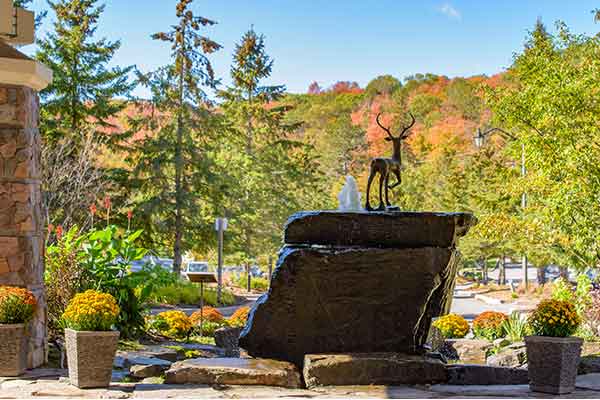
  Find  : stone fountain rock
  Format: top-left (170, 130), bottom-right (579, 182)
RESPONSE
top-left (239, 210), bottom-right (475, 367)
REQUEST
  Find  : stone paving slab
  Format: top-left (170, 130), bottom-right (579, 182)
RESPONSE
top-left (2, 374), bottom-right (600, 398)
top-left (164, 357), bottom-right (302, 388)
top-left (577, 373), bottom-right (600, 391)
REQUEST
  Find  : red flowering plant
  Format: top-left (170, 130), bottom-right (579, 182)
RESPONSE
top-left (0, 286), bottom-right (37, 324)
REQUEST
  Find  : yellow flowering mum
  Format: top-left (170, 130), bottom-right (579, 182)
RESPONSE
top-left (152, 310), bottom-right (192, 339)
top-left (62, 290), bottom-right (120, 331)
top-left (529, 299), bottom-right (580, 337)
top-left (432, 313), bottom-right (469, 338)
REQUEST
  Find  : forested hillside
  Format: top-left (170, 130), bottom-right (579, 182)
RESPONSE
top-left (33, 0), bottom-right (600, 276)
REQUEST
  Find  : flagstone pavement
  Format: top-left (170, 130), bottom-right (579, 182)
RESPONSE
top-left (3, 369), bottom-right (600, 399)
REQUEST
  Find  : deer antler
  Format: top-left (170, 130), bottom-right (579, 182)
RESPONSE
top-left (400, 112), bottom-right (416, 138)
top-left (376, 113), bottom-right (394, 139)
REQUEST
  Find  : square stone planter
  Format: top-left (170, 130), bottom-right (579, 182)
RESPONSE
top-left (65, 329), bottom-right (119, 388)
top-left (525, 335), bottom-right (583, 394)
top-left (0, 324), bottom-right (26, 376)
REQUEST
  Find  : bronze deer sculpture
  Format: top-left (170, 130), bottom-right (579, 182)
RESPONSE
top-left (365, 112), bottom-right (416, 211)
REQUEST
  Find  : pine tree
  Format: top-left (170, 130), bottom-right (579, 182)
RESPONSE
top-left (36, 0), bottom-right (134, 141)
top-left (219, 29), bottom-right (321, 270)
top-left (127, 0), bottom-right (221, 275)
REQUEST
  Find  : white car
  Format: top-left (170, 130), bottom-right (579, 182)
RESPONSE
top-left (182, 261), bottom-right (209, 278)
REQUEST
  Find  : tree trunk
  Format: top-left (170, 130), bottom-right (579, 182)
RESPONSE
top-left (498, 254), bottom-right (506, 285)
top-left (559, 266), bottom-right (568, 280)
top-left (246, 262), bottom-right (251, 292)
top-left (172, 21), bottom-right (186, 277)
top-left (481, 257), bottom-right (488, 284)
top-left (537, 267), bottom-right (546, 285)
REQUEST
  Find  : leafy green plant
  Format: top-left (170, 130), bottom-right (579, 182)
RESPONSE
top-left (196, 321), bottom-right (223, 337)
top-left (502, 311), bottom-right (530, 342)
top-left (78, 226), bottom-right (148, 338)
top-left (552, 275), bottom-right (593, 317)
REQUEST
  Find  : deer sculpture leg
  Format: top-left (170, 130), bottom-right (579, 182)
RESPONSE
top-left (377, 172), bottom-right (386, 211)
top-left (365, 169), bottom-right (377, 211)
top-left (384, 173), bottom-right (391, 206)
top-left (388, 168), bottom-right (402, 189)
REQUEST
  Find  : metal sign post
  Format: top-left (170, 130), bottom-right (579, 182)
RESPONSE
top-left (215, 217), bottom-right (228, 305)
top-left (186, 272), bottom-right (217, 337)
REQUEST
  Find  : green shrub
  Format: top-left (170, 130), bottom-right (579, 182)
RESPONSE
top-left (233, 274), bottom-right (269, 291)
top-left (45, 227), bottom-right (90, 338)
top-left (196, 321), bottom-right (225, 337)
top-left (149, 281), bottom-right (235, 306)
top-left (552, 275), bottom-right (593, 317)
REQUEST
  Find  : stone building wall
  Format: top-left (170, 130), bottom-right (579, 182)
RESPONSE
top-left (0, 84), bottom-right (46, 368)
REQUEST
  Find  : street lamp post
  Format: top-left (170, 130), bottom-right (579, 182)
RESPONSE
top-left (215, 217), bottom-right (228, 305)
top-left (473, 127), bottom-right (529, 290)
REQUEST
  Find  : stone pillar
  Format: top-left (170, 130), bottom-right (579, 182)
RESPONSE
top-left (0, 83), bottom-right (46, 368)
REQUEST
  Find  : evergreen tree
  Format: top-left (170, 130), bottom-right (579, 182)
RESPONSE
top-left (127, 0), bottom-right (221, 275)
top-left (36, 0), bottom-right (134, 141)
top-left (219, 29), bottom-right (321, 270)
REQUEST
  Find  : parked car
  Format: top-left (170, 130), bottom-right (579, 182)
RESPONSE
top-left (181, 261), bottom-right (209, 278)
top-left (128, 255), bottom-right (173, 273)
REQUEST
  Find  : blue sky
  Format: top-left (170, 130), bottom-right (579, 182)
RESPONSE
top-left (25, 0), bottom-right (600, 98)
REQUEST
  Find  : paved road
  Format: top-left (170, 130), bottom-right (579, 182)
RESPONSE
top-left (449, 297), bottom-right (529, 320)
top-left (487, 265), bottom-right (540, 283)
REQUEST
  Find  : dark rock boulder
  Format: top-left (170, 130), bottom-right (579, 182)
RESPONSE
top-left (214, 327), bottom-right (242, 357)
top-left (486, 344), bottom-right (527, 368)
top-left (578, 355), bottom-right (600, 375)
top-left (303, 353), bottom-right (447, 388)
top-left (284, 211), bottom-right (475, 248)
top-left (239, 211), bottom-right (474, 367)
top-left (440, 339), bottom-right (491, 364)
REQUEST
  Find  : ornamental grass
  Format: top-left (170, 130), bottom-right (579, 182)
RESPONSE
top-left (432, 313), bottom-right (469, 338)
top-left (62, 290), bottom-right (120, 331)
top-left (528, 299), bottom-right (580, 337)
top-left (0, 286), bottom-right (37, 324)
